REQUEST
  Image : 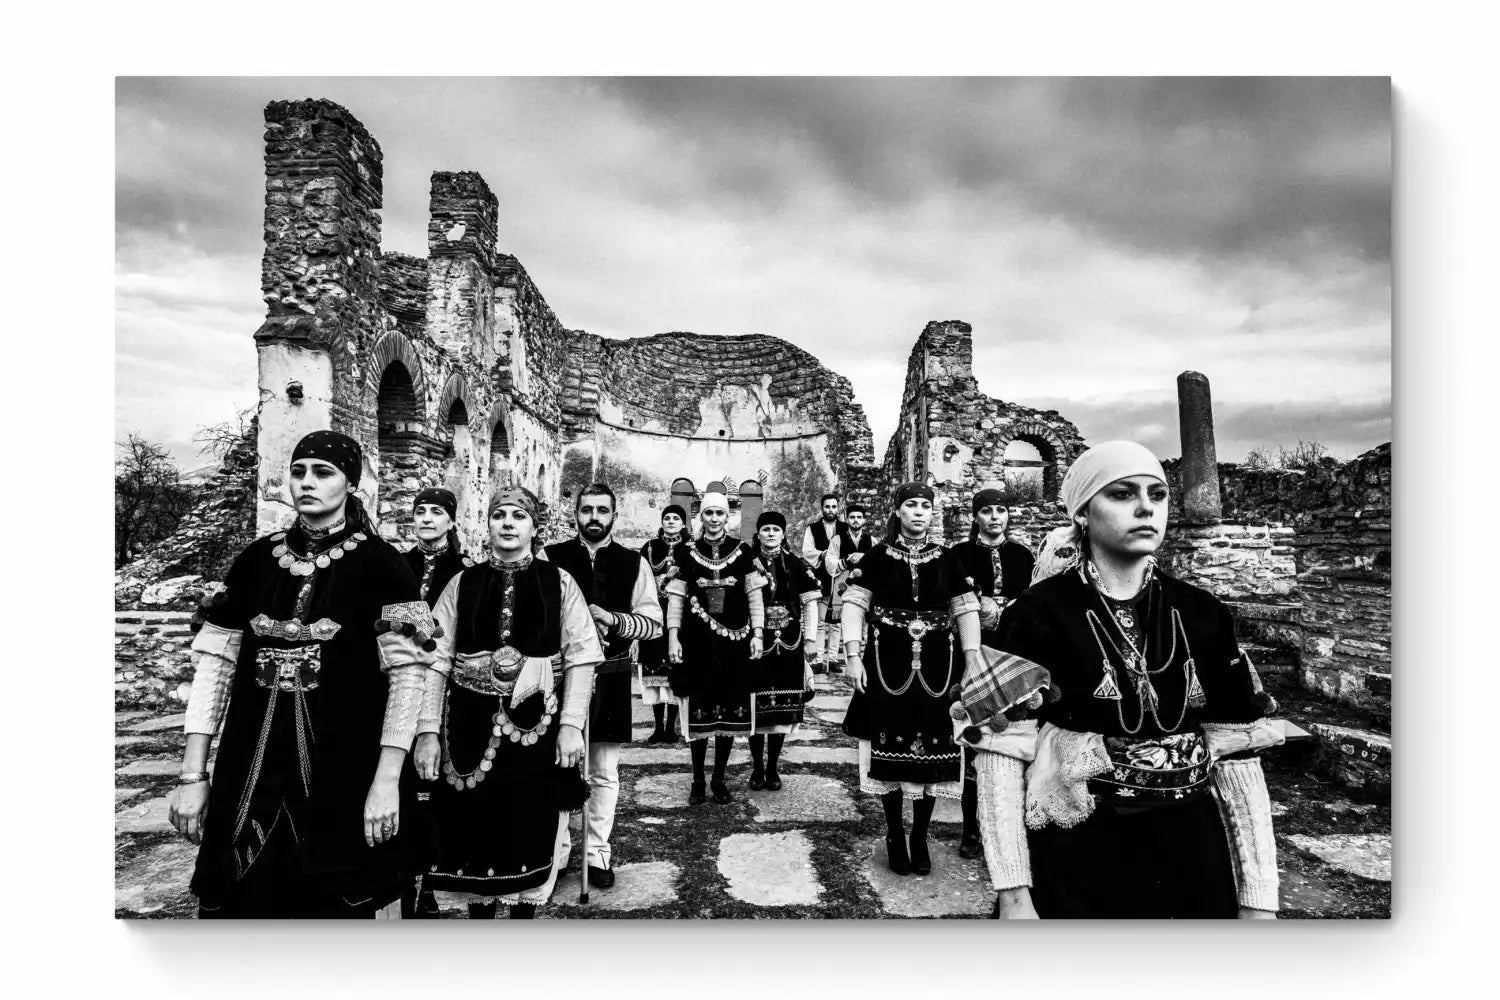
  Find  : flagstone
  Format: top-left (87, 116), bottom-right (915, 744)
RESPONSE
top-left (116, 794), bottom-right (173, 835)
top-left (554, 861), bottom-right (680, 911)
top-left (747, 774), bottom-right (857, 823)
top-left (1288, 833), bottom-right (1391, 882)
top-left (861, 837), bottom-right (992, 917)
top-left (127, 713), bottom-right (188, 734)
top-left (116, 840), bottom-right (198, 915)
top-left (717, 831), bottom-right (821, 906)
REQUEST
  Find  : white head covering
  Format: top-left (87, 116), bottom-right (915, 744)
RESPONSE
top-left (1059, 440), bottom-right (1167, 517)
top-left (1034, 441), bottom-right (1168, 585)
top-left (699, 492), bottom-right (730, 516)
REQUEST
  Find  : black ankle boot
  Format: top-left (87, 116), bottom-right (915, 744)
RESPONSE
top-left (763, 766), bottom-right (781, 791)
top-left (909, 831), bottom-right (932, 875)
top-left (748, 767), bottom-right (766, 790)
top-left (886, 833), bottom-right (912, 876)
top-left (689, 780), bottom-right (707, 805)
top-left (509, 902), bottom-right (536, 919)
top-left (959, 830), bottom-right (983, 860)
top-left (710, 779), bottom-right (734, 804)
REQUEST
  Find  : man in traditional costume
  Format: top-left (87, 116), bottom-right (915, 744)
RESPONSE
top-left (543, 483), bottom-right (663, 890)
top-left (639, 504), bottom-right (688, 743)
top-left (956, 442), bottom-right (1282, 919)
top-left (747, 510), bottom-right (821, 790)
top-left (412, 486), bottom-right (603, 918)
top-left (665, 491), bottom-right (767, 805)
top-left (170, 431), bottom-right (433, 918)
top-left (800, 493), bottom-right (851, 667)
top-left (840, 482), bottom-right (983, 876)
top-left (948, 488), bottom-right (1036, 860)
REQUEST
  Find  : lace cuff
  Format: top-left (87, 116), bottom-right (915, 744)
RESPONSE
top-left (1024, 722), bottom-right (1111, 830)
top-left (1213, 758), bottom-right (1280, 911)
top-left (976, 753), bottom-right (1031, 889)
top-left (376, 629), bottom-right (436, 673)
top-left (380, 662), bottom-right (425, 750)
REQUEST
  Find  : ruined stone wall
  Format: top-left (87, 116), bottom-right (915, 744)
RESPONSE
top-left (1164, 444), bottom-right (1391, 712)
top-left (115, 612), bottom-right (197, 710)
top-left (884, 321), bottom-right (1086, 544)
top-left (558, 332), bottom-right (874, 539)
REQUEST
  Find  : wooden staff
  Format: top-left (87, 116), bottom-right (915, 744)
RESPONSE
top-left (579, 712), bottom-right (591, 905)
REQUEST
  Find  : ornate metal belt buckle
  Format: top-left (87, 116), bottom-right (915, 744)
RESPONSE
top-left (254, 645), bottom-right (322, 692)
top-left (905, 619), bottom-right (932, 643)
top-left (490, 646), bottom-right (524, 684)
top-left (766, 606), bottom-right (791, 630)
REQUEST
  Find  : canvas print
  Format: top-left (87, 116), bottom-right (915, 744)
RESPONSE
top-left (115, 77), bottom-right (1391, 919)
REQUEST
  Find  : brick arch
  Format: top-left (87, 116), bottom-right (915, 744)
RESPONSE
top-left (370, 331), bottom-right (429, 409)
top-left (436, 372), bottom-right (476, 429)
top-left (994, 421), bottom-right (1071, 501)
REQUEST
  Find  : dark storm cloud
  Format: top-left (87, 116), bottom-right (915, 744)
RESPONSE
top-left (604, 77), bottom-right (1390, 262)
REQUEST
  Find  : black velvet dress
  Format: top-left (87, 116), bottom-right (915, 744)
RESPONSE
top-left (752, 547), bottom-right (820, 731)
top-left (841, 540), bottom-right (970, 791)
top-left (192, 522), bottom-right (422, 917)
top-left (950, 537), bottom-right (1035, 644)
top-left (636, 536), bottom-right (679, 697)
top-left (670, 537), bottom-right (761, 740)
top-left (994, 567), bottom-right (1264, 918)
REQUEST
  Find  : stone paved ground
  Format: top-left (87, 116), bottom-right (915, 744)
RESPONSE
top-left (115, 676), bottom-right (1391, 919)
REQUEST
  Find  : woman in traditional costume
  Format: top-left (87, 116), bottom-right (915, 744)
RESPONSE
top-left (747, 510), bottom-right (820, 791)
top-left (957, 441), bottom-right (1282, 919)
top-left (400, 487), bottom-right (470, 917)
top-left (411, 486), bottom-right (602, 918)
top-left (665, 491), bottom-right (766, 805)
top-left (169, 431), bottom-right (433, 918)
top-left (948, 488), bottom-right (1035, 859)
top-left (638, 504), bottom-right (687, 744)
top-left (840, 482), bottom-right (983, 876)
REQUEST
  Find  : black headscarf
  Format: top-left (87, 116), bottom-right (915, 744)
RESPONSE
top-left (413, 487), bottom-right (458, 521)
top-left (291, 431), bottom-right (362, 486)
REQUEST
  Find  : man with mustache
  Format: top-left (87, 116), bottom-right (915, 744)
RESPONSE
top-left (543, 483), bottom-right (663, 890)
top-left (800, 493), bottom-right (853, 669)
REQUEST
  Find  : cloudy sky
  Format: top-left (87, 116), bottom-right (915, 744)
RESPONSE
top-left (116, 77), bottom-right (1390, 470)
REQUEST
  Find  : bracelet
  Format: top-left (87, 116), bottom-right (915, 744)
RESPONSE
top-left (177, 771), bottom-right (210, 785)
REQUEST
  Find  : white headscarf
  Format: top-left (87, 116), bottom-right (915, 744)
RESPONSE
top-left (699, 492), bottom-right (730, 516)
top-left (1033, 441), bottom-right (1168, 585)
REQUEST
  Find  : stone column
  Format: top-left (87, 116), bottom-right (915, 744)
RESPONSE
top-left (1176, 370), bottom-right (1223, 524)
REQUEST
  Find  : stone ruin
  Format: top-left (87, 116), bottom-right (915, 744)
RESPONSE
top-left (116, 97), bottom-right (1390, 732)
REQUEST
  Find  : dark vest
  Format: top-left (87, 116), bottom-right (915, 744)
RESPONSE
top-left (452, 559), bottom-right (562, 658)
top-left (403, 544), bottom-right (466, 608)
top-left (545, 538), bottom-right (641, 660)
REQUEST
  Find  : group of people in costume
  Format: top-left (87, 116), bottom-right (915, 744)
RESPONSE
top-left (167, 428), bottom-right (1281, 920)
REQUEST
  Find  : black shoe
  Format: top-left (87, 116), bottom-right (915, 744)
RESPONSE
top-left (958, 831), bottom-right (983, 860)
top-left (764, 769), bottom-right (782, 791)
top-left (586, 863), bottom-right (615, 889)
top-left (748, 768), bottom-right (766, 790)
top-left (886, 835), bottom-right (911, 876)
top-left (663, 730), bottom-right (682, 745)
top-left (646, 729), bottom-right (666, 745)
top-left (689, 781), bottom-right (707, 805)
top-left (710, 779), bottom-right (734, 804)
top-left (509, 902), bottom-right (536, 919)
top-left (909, 833), bottom-right (932, 876)
top-left (467, 900), bottom-right (498, 920)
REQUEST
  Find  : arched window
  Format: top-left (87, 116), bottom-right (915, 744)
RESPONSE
top-left (489, 419), bottom-right (513, 494)
top-left (1003, 433), bottom-right (1062, 501)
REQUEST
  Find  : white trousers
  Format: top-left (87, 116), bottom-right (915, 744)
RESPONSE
top-left (817, 600), bottom-right (842, 661)
top-left (566, 741), bottom-right (620, 868)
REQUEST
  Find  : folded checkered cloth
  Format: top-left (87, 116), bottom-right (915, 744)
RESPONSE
top-left (960, 646), bottom-right (1051, 722)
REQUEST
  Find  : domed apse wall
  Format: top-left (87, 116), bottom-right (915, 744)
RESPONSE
top-left (559, 332), bottom-right (876, 542)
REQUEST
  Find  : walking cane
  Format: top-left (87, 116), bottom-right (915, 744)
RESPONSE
top-left (579, 712), bottom-right (591, 905)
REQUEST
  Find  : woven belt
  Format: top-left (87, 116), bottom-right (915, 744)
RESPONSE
top-left (1089, 732), bottom-right (1213, 805)
top-left (254, 645), bottom-right (322, 692)
top-left (871, 607), bottom-right (950, 641)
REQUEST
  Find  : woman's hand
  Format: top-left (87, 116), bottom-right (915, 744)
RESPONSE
top-left (668, 634), bottom-right (683, 664)
top-left (168, 780), bottom-right (210, 844)
top-left (1238, 906), bottom-right (1277, 920)
top-left (556, 723), bottom-right (585, 768)
top-left (845, 655), bottom-right (866, 694)
top-left (413, 733), bottom-right (441, 781)
top-left (994, 887), bottom-right (1039, 919)
top-left (363, 776), bottom-right (400, 847)
top-left (748, 635), bottom-right (764, 660)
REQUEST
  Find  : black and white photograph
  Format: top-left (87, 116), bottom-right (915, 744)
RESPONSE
top-left (112, 76), bottom-right (1393, 922)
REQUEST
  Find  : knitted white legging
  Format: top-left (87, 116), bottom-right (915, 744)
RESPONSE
top-left (974, 752), bottom-right (1031, 891)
